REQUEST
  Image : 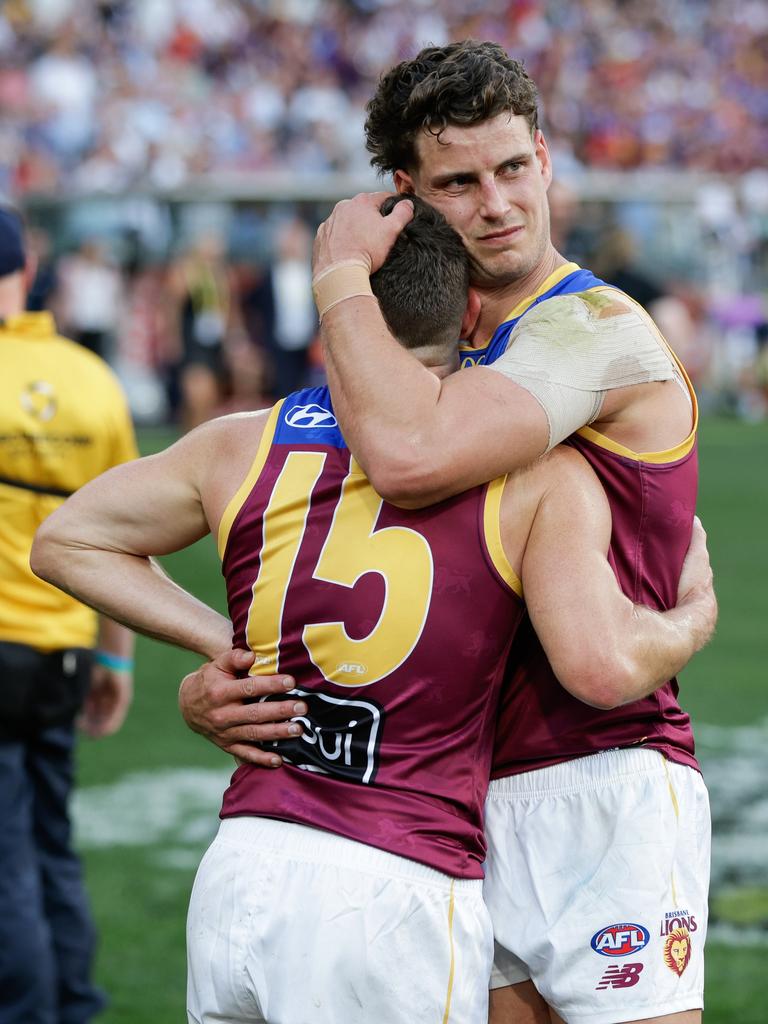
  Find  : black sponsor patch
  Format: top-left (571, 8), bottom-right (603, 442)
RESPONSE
top-left (258, 688), bottom-right (384, 784)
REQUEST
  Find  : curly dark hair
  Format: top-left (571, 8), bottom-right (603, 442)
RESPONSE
top-left (370, 195), bottom-right (469, 351)
top-left (365, 40), bottom-right (539, 175)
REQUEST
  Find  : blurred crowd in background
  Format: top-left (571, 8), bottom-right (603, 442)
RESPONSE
top-left (25, 211), bottom-right (321, 429)
top-left (3, 0), bottom-right (768, 426)
top-left (23, 190), bottom-right (768, 430)
top-left (2, 0), bottom-right (767, 190)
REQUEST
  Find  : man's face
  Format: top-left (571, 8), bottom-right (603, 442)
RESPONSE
top-left (395, 112), bottom-right (553, 289)
top-left (670, 937), bottom-right (689, 971)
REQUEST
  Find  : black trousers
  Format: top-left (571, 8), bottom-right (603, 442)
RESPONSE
top-left (0, 642), bottom-right (105, 1024)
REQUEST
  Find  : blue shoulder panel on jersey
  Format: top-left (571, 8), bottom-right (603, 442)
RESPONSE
top-left (273, 386), bottom-right (348, 449)
top-left (460, 267), bottom-right (613, 369)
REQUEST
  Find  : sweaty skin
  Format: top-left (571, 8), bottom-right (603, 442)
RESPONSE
top-left (31, 411), bottom-right (306, 767)
top-left (313, 110), bottom-right (704, 1024)
top-left (30, 401), bottom-right (715, 1024)
top-left (314, 115), bottom-right (693, 506)
top-left (31, 410), bottom-right (715, 761)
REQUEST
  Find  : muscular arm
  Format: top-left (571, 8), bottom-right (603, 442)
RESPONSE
top-left (31, 413), bottom-right (310, 764)
top-left (30, 420), bottom-right (249, 658)
top-left (516, 448), bottom-right (716, 708)
top-left (316, 193), bottom-right (550, 507)
top-left (324, 306), bottom-right (548, 506)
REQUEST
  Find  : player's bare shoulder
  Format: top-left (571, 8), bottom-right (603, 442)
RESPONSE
top-left (503, 443), bottom-right (598, 492)
top-left (520, 445), bottom-right (608, 519)
top-left (200, 408), bottom-right (272, 453)
top-left (498, 445), bottom-right (609, 575)
top-left (183, 408), bottom-right (274, 524)
top-left (537, 444), bottom-right (603, 493)
top-left (540, 445), bottom-right (613, 543)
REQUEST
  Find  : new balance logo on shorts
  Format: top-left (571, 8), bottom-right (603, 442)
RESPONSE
top-left (595, 963), bottom-right (644, 990)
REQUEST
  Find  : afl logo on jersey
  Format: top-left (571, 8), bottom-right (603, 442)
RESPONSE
top-left (591, 923), bottom-right (650, 958)
top-left (285, 404), bottom-right (337, 429)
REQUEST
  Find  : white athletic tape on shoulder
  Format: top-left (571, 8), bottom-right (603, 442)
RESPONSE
top-left (489, 290), bottom-right (678, 448)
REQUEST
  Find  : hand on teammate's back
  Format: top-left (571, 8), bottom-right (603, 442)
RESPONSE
top-left (178, 647), bottom-right (306, 766)
top-left (677, 515), bottom-right (718, 645)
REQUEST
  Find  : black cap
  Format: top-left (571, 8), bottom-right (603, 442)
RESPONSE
top-left (0, 207), bottom-right (26, 277)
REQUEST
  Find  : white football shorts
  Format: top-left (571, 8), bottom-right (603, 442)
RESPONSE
top-left (187, 816), bottom-right (493, 1024)
top-left (483, 748), bottom-right (711, 1024)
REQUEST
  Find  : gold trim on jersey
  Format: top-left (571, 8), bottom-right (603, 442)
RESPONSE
top-left (441, 881), bottom-right (456, 1024)
top-left (663, 755), bottom-right (681, 907)
top-left (483, 476), bottom-right (523, 597)
top-left (217, 400), bottom-right (284, 558)
top-left (502, 261), bottom-right (581, 324)
top-left (460, 262), bottom-right (581, 353)
top-left (574, 295), bottom-right (699, 465)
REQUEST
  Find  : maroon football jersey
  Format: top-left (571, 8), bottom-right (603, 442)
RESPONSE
top-left (492, 374), bottom-right (700, 778)
top-left (219, 389), bottom-right (523, 878)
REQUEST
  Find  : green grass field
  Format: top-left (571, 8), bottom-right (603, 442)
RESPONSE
top-left (75, 416), bottom-right (768, 1023)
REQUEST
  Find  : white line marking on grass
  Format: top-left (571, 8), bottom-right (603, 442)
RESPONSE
top-left (73, 767), bottom-right (230, 849)
top-left (697, 718), bottom-right (768, 890)
top-left (72, 719), bottom-right (768, 945)
top-left (697, 718), bottom-right (768, 946)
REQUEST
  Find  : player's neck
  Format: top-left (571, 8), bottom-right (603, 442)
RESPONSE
top-left (409, 343), bottom-right (460, 379)
top-left (467, 247), bottom-right (567, 347)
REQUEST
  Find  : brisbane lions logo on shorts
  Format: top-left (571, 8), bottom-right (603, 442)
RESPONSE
top-left (663, 928), bottom-right (692, 976)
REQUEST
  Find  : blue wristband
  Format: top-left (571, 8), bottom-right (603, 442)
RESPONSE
top-left (94, 650), bottom-right (134, 672)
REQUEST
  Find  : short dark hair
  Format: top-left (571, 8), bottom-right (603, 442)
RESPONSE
top-left (365, 39), bottom-right (539, 175)
top-left (370, 195), bottom-right (469, 350)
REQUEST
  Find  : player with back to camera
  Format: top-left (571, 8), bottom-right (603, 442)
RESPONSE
top-left (32, 196), bottom-right (715, 1024)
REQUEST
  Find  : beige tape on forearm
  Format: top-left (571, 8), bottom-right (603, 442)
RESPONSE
top-left (312, 260), bottom-right (375, 320)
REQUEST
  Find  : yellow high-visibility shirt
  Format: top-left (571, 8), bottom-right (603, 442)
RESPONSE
top-left (0, 312), bottom-right (138, 651)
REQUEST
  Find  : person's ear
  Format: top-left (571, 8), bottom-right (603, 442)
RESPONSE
top-left (460, 287), bottom-right (482, 340)
top-left (394, 170), bottom-right (415, 194)
top-left (534, 129), bottom-right (553, 190)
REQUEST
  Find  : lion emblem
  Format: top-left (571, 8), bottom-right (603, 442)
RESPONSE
top-left (663, 927), bottom-right (692, 976)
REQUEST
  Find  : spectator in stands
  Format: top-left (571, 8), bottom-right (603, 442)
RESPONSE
top-left (168, 232), bottom-right (233, 430)
top-left (1, 0), bottom-right (765, 195)
top-left (590, 224), bottom-right (666, 312)
top-left (242, 215), bottom-right (316, 398)
top-left (54, 238), bottom-right (124, 361)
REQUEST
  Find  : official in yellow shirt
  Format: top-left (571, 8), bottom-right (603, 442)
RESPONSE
top-left (0, 205), bottom-right (138, 1024)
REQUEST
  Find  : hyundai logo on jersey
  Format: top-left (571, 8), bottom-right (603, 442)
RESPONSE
top-left (257, 688), bottom-right (383, 784)
top-left (284, 404), bottom-right (338, 429)
top-left (590, 923), bottom-right (650, 957)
